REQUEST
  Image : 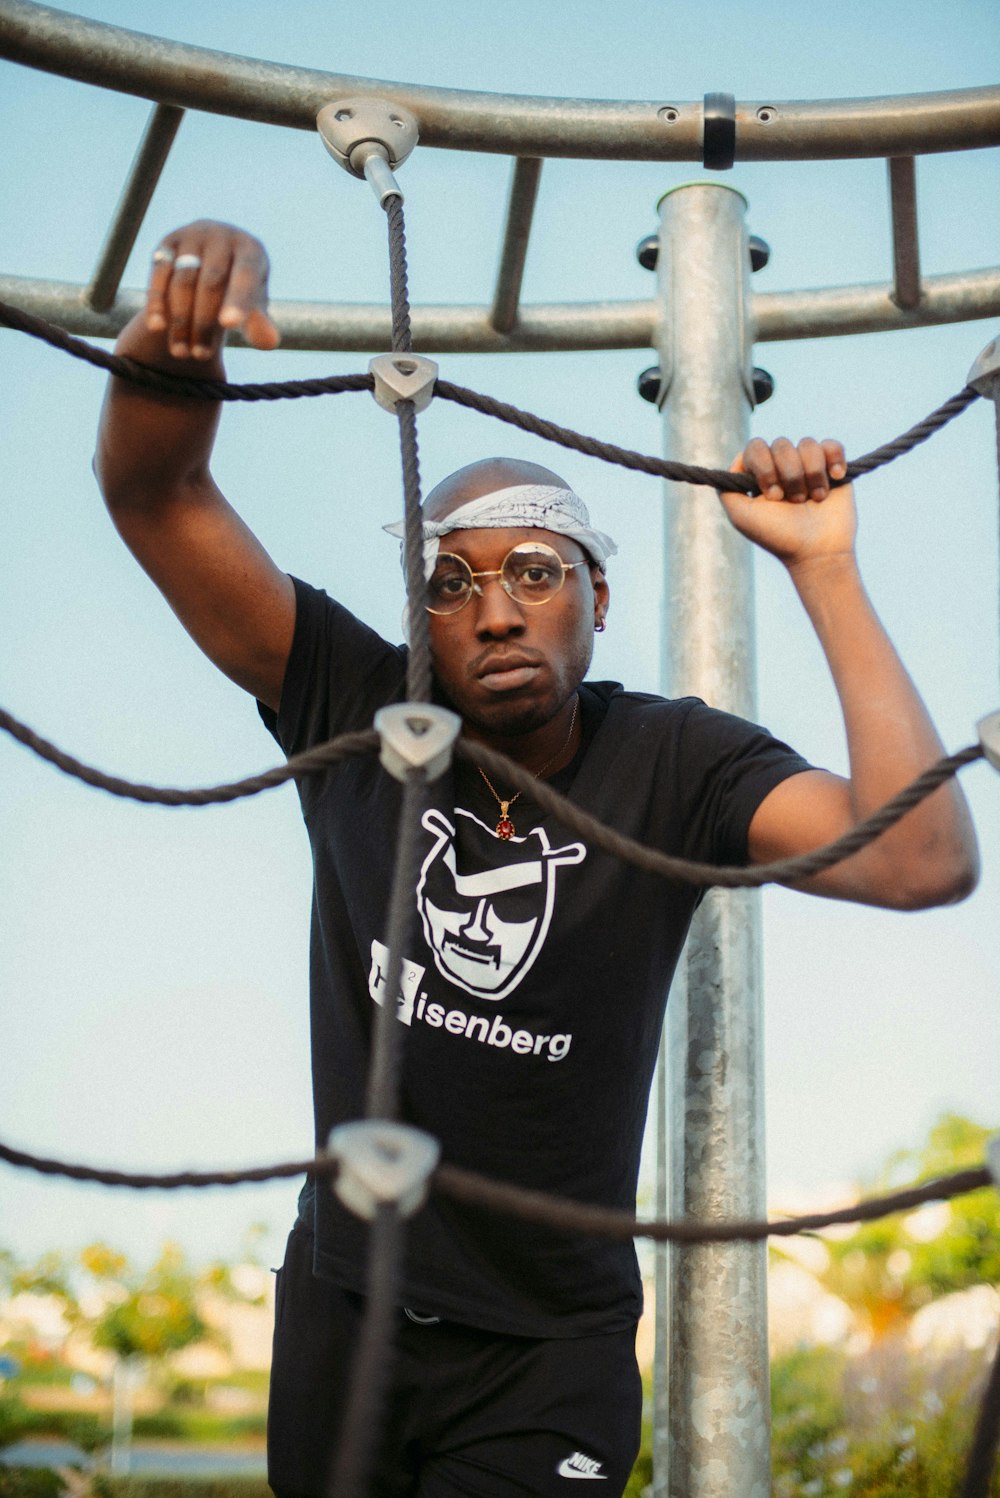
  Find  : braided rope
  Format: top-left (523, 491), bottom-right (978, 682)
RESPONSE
top-left (0, 701), bottom-right (980, 887)
top-left (0, 705), bottom-right (379, 805)
top-left (0, 297), bottom-right (981, 496)
top-left (0, 1135), bottom-right (990, 1242)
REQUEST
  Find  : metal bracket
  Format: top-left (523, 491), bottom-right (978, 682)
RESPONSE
top-left (328, 1120), bottom-right (440, 1221)
top-left (374, 703), bottom-right (460, 782)
top-left (967, 335), bottom-right (1000, 398)
top-left (987, 1134), bottom-right (1000, 1188)
top-left (369, 353), bottom-right (439, 414)
top-left (977, 709), bottom-right (1000, 772)
top-left (703, 92), bottom-right (737, 171)
top-left (316, 98), bottom-right (419, 204)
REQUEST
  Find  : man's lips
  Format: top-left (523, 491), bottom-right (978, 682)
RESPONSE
top-left (473, 652), bottom-right (543, 693)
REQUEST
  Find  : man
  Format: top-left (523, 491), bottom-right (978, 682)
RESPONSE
top-left (95, 220), bottom-right (978, 1498)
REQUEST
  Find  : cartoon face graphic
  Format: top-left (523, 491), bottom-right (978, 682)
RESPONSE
top-left (417, 807), bottom-right (585, 1001)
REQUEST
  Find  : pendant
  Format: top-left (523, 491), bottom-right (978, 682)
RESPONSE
top-left (495, 802), bottom-right (515, 840)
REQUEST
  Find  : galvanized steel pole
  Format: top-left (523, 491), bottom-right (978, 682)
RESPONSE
top-left (652, 183), bottom-right (769, 1498)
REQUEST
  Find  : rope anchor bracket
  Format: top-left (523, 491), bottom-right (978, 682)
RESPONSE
top-left (369, 353), bottom-right (438, 415)
top-left (317, 97), bottom-right (419, 205)
top-left (374, 702), bottom-right (460, 782)
top-left (328, 1120), bottom-right (441, 1221)
top-left (977, 710), bottom-right (1000, 772)
top-left (967, 335), bottom-right (1000, 396)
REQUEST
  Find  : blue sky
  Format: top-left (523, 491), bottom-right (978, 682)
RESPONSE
top-left (1, 0), bottom-right (998, 1272)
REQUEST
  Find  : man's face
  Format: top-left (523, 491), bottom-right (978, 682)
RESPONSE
top-left (427, 525), bottom-right (608, 739)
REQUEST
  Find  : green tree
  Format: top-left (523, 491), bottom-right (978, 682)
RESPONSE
top-left (782, 1112), bottom-right (1000, 1343)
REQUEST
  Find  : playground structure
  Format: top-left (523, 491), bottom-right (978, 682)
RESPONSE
top-left (1, 4), bottom-right (999, 1495)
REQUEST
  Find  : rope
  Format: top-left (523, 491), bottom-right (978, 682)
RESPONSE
top-left (0, 1134), bottom-right (990, 1241)
top-left (364, 775), bottom-right (433, 1120)
top-left (962, 1320), bottom-right (1000, 1498)
top-left (434, 377), bottom-right (980, 492)
top-left (0, 700), bottom-right (981, 886)
top-left (0, 705), bottom-right (379, 805)
top-left (458, 739), bottom-right (984, 890)
top-left (0, 297), bottom-right (981, 496)
top-left (326, 1204), bottom-right (404, 1498)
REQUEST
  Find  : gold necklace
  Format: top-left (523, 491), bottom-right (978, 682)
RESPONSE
top-left (477, 696), bottom-right (579, 840)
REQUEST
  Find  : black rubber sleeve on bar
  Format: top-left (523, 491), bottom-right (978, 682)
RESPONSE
top-left (703, 92), bottom-right (737, 170)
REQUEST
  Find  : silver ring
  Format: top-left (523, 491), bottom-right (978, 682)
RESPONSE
top-left (151, 247), bottom-right (175, 265)
top-left (173, 253), bottom-right (202, 272)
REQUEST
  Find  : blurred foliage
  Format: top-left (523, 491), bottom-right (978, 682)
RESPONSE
top-left (0, 1469), bottom-right (64, 1498)
top-left (91, 1481), bottom-right (270, 1498)
top-left (776, 1112), bottom-right (1000, 1343)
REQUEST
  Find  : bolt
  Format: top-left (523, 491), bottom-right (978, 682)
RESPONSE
top-left (756, 106), bottom-right (777, 123)
top-left (335, 108), bottom-right (353, 121)
top-left (748, 235), bottom-right (771, 272)
top-left (636, 234), bottom-right (659, 271)
top-left (752, 367), bottom-right (775, 404)
top-left (637, 366), bottom-right (661, 404)
top-left (658, 106), bottom-right (679, 123)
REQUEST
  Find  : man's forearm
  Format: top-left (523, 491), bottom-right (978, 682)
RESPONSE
top-left (95, 313), bottom-right (224, 510)
top-left (788, 550), bottom-right (978, 892)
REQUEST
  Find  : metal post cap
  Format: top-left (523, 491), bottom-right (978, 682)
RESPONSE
top-left (316, 97), bottom-right (419, 175)
top-left (328, 1120), bottom-right (441, 1221)
top-left (374, 702), bottom-right (459, 782)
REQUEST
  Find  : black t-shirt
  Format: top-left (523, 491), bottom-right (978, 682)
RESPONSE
top-left (260, 577), bottom-right (811, 1338)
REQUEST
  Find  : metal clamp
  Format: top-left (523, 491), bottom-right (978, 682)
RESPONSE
top-left (328, 1120), bottom-right (440, 1221)
top-left (977, 710), bottom-right (1000, 772)
top-left (316, 98), bottom-right (419, 204)
top-left (967, 335), bottom-right (1000, 398)
top-left (369, 353), bottom-right (439, 414)
top-left (703, 92), bottom-right (737, 171)
top-left (374, 703), bottom-right (460, 783)
top-left (987, 1134), bottom-right (1000, 1189)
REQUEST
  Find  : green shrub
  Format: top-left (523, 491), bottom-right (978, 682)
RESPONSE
top-left (0, 1470), bottom-right (64, 1498)
top-left (91, 1480), bottom-right (271, 1498)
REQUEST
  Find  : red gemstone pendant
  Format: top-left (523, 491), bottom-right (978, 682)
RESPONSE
top-left (496, 816), bottom-right (515, 840)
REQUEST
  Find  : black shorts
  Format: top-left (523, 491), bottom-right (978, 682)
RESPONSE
top-left (268, 1221), bottom-right (643, 1498)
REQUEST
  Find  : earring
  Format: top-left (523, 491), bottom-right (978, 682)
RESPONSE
top-left (595, 618), bottom-right (606, 633)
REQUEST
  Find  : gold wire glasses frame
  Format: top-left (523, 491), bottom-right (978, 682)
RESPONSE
top-left (425, 542), bottom-right (589, 616)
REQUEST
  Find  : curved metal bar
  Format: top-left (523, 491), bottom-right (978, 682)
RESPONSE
top-left (2, 267), bottom-right (998, 354)
top-left (1, 0), bottom-right (999, 160)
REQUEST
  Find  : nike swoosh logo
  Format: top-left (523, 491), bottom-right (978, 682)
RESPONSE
top-left (557, 1457), bottom-right (607, 1479)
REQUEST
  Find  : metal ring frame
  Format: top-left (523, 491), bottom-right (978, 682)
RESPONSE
top-left (0, 0), bottom-right (998, 349)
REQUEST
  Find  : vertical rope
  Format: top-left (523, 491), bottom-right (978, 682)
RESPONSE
top-left (385, 195), bottom-right (413, 354)
top-left (325, 187), bottom-right (434, 1498)
top-left (326, 1203), bottom-right (404, 1498)
top-left (961, 1321), bottom-right (1000, 1498)
top-left (364, 772), bottom-right (432, 1120)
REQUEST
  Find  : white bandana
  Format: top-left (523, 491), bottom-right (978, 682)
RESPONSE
top-left (383, 483), bottom-right (618, 578)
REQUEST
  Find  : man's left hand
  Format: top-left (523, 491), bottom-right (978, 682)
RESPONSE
top-left (721, 437), bottom-right (855, 570)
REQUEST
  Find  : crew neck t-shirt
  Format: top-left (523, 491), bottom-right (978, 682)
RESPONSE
top-left (260, 577), bottom-right (811, 1339)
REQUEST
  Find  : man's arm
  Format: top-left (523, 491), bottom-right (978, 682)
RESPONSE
top-left (94, 220), bottom-right (294, 712)
top-left (723, 437), bottom-right (979, 910)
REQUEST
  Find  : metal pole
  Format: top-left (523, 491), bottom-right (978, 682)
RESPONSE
top-left (651, 182), bottom-right (769, 1498)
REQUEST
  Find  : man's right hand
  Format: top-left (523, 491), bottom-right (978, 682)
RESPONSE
top-left (145, 220), bottom-right (280, 362)
top-left (95, 221), bottom-right (295, 712)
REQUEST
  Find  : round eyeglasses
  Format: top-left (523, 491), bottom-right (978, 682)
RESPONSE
top-left (425, 542), bottom-right (589, 616)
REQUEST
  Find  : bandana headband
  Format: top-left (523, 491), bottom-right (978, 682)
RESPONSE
top-left (383, 483), bottom-right (618, 578)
